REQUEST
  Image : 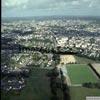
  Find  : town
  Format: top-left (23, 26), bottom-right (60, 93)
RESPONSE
top-left (1, 17), bottom-right (100, 100)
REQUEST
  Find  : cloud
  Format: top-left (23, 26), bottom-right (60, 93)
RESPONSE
top-left (2, 0), bottom-right (99, 10)
top-left (2, 0), bottom-right (100, 17)
top-left (88, 1), bottom-right (93, 8)
top-left (71, 1), bottom-right (80, 6)
top-left (3, 0), bottom-right (28, 7)
top-left (83, 0), bottom-right (90, 2)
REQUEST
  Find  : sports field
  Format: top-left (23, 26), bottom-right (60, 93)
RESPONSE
top-left (66, 64), bottom-right (98, 84)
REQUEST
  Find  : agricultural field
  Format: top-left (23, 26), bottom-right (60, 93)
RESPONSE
top-left (66, 64), bottom-right (98, 84)
top-left (1, 68), bottom-right (51, 100)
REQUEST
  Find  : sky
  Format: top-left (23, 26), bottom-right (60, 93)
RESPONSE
top-left (2, 0), bottom-right (100, 17)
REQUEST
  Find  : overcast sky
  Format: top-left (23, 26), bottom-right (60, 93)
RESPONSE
top-left (2, 0), bottom-right (100, 17)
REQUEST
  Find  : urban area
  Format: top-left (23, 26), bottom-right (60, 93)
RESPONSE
top-left (1, 17), bottom-right (100, 100)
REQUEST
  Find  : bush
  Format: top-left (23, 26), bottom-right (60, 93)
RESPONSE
top-left (82, 82), bottom-right (100, 89)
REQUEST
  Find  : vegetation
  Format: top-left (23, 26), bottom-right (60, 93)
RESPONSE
top-left (70, 86), bottom-right (100, 100)
top-left (74, 55), bottom-right (100, 64)
top-left (1, 68), bottom-right (51, 100)
top-left (82, 82), bottom-right (100, 89)
top-left (1, 54), bottom-right (100, 100)
top-left (67, 64), bottom-right (98, 84)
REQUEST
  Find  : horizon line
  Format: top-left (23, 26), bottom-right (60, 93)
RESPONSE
top-left (2, 15), bottom-right (100, 19)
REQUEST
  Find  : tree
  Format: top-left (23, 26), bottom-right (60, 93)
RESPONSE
top-left (90, 38), bottom-right (95, 44)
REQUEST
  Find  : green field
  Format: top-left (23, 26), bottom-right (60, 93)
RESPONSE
top-left (1, 68), bottom-right (51, 100)
top-left (74, 55), bottom-right (100, 64)
top-left (70, 86), bottom-right (100, 100)
top-left (1, 66), bottom-right (100, 100)
top-left (67, 64), bottom-right (98, 84)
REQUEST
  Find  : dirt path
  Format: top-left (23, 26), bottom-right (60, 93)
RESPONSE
top-left (60, 55), bottom-right (76, 64)
top-left (55, 55), bottom-right (77, 86)
top-left (57, 64), bottom-right (71, 86)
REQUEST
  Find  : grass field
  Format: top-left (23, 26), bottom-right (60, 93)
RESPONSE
top-left (67, 64), bottom-right (98, 84)
top-left (1, 68), bottom-right (51, 100)
top-left (70, 86), bottom-right (100, 100)
top-left (1, 66), bottom-right (100, 100)
top-left (74, 55), bottom-right (100, 64)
